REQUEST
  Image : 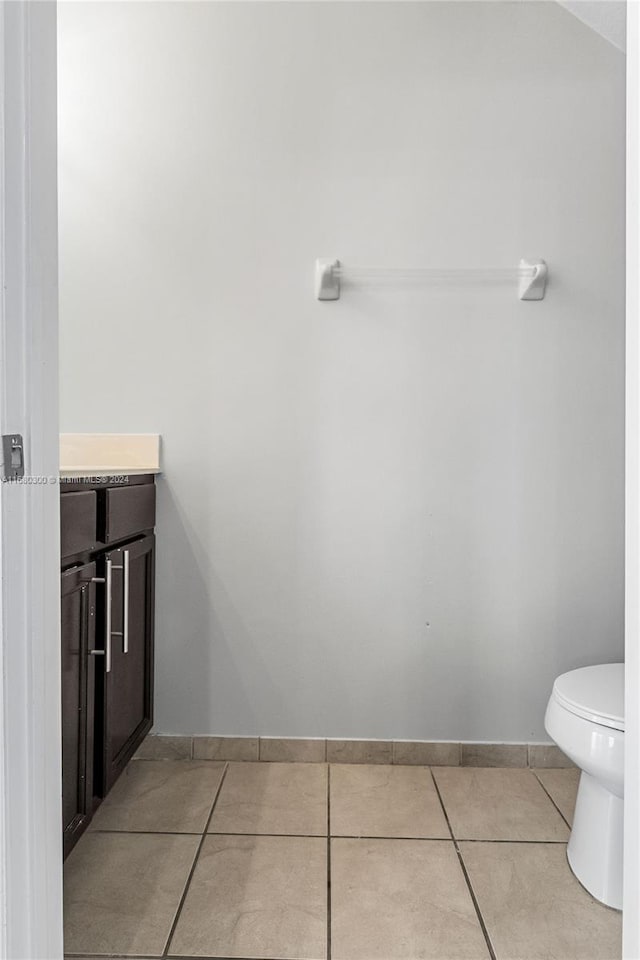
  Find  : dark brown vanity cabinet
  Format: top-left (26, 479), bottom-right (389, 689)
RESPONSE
top-left (60, 476), bottom-right (156, 856)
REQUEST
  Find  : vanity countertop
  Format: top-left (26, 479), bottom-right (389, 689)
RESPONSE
top-left (60, 433), bottom-right (161, 478)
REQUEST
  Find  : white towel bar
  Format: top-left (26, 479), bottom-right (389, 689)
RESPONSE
top-left (315, 258), bottom-right (548, 302)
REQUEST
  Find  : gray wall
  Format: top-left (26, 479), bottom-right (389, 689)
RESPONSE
top-left (58, 1), bottom-right (626, 741)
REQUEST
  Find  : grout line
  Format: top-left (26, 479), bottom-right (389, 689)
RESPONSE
top-left (531, 770), bottom-right (573, 829)
top-left (131, 757), bottom-right (195, 762)
top-left (205, 830), bottom-right (566, 844)
top-left (66, 955), bottom-right (301, 960)
top-left (431, 836), bottom-right (567, 844)
top-left (193, 829), bottom-right (329, 838)
top-left (68, 951), bottom-right (303, 960)
top-left (161, 761), bottom-right (230, 959)
top-left (89, 828), bottom-right (203, 836)
top-left (429, 769), bottom-right (498, 960)
top-left (447, 846), bottom-right (499, 960)
top-left (327, 835), bottom-right (567, 844)
top-left (327, 763), bottom-right (332, 960)
top-left (88, 828), bottom-right (567, 843)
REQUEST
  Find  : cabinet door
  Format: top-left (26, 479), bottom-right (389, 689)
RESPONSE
top-left (100, 534), bottom-right (155, 794)
top-left (61, 561), bottom-right (96, 858)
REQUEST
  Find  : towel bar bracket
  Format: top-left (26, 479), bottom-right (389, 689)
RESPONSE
top-left (518, 258), bottom-right (548, 301)
top-left (315, 259), bottom-right (341, 301)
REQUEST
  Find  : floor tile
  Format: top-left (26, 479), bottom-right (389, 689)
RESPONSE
top-left (392, 740), bottom-right (460, 766)
top-left (460, 841), bottom-right (622, 960)
top-left (331, 838), bottom-right (489, 960)
top-left (461, 743), bottom-right (528, 767)
top-left (90, 760), bottom-right (226, 833)
top-left (64, 832), bottom-right (199, 957)
top-left (330, 764), bottom-right (449, 839)
top-left (134, 735), bottom-right (192, 760)
top-left (169, 834), bottom-right (327, 959)
top-left (208, 761), bottom-right (328, 836)
top-left (193, 736), bottom-right (259, 761)
top-left (260, 737), bottom-right (327, 762)
top-left (326, 739), bottom-right (393, 764)
top-left (528, 744), bottom-right (574, 768)
top-left (433, 767), bottom-right (570, 841)
top-left (534, 767), bottom-right (581, 825)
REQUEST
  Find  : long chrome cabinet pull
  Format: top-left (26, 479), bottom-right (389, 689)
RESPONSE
top-left (123, 550), bottom-right (130, 654)
top-left (105, 558), bottom-right (113, 674)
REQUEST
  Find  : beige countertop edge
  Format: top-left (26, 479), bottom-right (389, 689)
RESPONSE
top-left (59, 467), bottom-right (161, 478)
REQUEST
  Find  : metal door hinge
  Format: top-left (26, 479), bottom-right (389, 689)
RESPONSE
top-left (1, 434), bottom-right (25, 480)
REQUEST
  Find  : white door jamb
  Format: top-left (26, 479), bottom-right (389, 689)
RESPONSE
top-left (625, 3), bottom-right (640, 958)
top-left (0, 2), bottom-right (62, 958)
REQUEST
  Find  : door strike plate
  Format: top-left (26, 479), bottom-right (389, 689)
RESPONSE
top-left (1, 434), bottom-right (25, 480)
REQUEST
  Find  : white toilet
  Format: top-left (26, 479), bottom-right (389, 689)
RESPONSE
top-left (544, 662), bottom-right (624, 910)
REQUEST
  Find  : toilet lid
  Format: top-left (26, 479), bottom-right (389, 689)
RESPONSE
top-left (552, 663), bottom-right (624, 731)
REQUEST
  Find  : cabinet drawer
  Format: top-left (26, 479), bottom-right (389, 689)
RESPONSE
top-left (61, 491), bottom-right (98, 559)
top-left (104, 483), bottom-right (156, 543)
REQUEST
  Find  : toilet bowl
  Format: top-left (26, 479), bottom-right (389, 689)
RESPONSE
top-left (544, 662), bottom-right (624, 910)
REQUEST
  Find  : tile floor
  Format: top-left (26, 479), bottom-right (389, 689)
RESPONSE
top-left (64, 760), bottom-right (621, 960)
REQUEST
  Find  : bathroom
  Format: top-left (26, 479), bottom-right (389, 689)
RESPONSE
top-left (0, 0), bottom-right (634, 958)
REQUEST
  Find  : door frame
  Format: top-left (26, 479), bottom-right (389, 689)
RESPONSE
top-left (0, 2), bottom-right (638, 959)
top-left (0, 2), bottom-right (62, 958)
top-left (625, 3), bottom-right (640, 956)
